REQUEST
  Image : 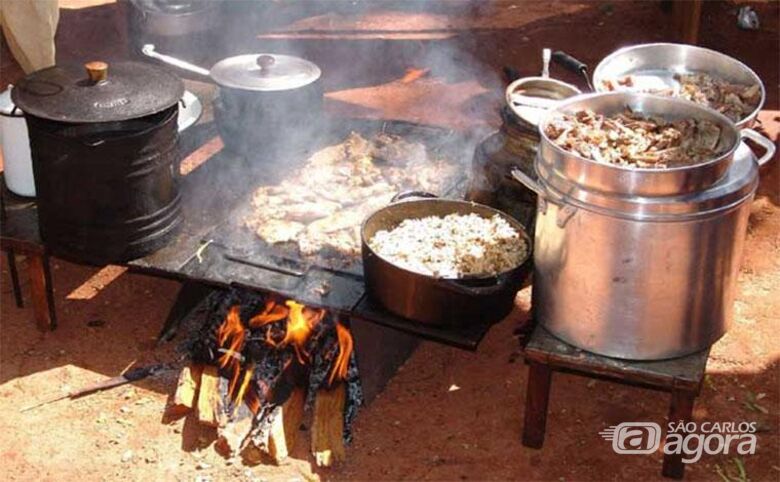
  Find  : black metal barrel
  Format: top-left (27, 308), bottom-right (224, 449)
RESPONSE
top-left (25, 106), bottom-right (182, 264)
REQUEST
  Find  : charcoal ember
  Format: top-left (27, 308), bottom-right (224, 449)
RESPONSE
top-left (343, 351), bottom-right (363, 445)
top-left (305, 327), bottom-right (340, 408)
top-left (181, 288), bottom-right (268, 364)
top-left (252, 349), bottom-right (293, 401)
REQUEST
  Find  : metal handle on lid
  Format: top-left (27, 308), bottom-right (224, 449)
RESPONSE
top-left (141, 44), bottom-right (211, 78)
top-left (740, 128), bottom-right (777, 167)
top-left (85, 61), bottom-right (108, 83)
top-left (541, 48), bottom-right (551, 78)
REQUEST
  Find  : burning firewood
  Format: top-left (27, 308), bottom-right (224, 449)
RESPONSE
top-left (268, 386), bottom-right (306, 463)
top-left (197, 366), bottom-right (227, 427)
top-left (165, 364), bottom-right (203, 419)
top-left (311, 383), bottom-right (347, 467)
top-left (216, 405), bottom-right (254, 457)
top-left (173, 288), bottom-right (364, 467)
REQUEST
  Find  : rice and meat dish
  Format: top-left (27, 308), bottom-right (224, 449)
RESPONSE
top-left (369, 213), bottom-right (527, 278)
top-left (244, 132), bottom-right (459, 265)
top-left (544, 109), bottom-right (724, 168)
top-left (601, 73), bottom-right (760, 123)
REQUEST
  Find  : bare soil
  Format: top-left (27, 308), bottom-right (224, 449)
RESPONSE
top-left (1, 1), bottom-right (778, 481)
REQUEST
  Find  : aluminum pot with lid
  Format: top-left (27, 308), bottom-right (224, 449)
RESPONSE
top-left (538, 92), bottom-right (775, 197)
top-left (12, 61), bottom-right (184, 263)
top-left (142, 45), bottom-right (323, 158)
top-left (513, 140), bottom-right (767, 360)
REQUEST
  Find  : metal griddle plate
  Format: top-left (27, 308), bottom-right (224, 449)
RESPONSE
top-left (196, 118), bottom-right (472, 314)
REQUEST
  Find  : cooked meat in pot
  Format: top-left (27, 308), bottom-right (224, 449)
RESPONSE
top-left (600, 73), bottom-right (760, 123)
top-left (544, 108), bottom-right (725, 168)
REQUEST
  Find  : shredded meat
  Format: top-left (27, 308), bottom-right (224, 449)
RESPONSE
top-left (545, 108), bottom-right (724, 168)
top-left (244, 132), bottom-right (459, 265)
top-left (600, 72), bottom-right (760, 123)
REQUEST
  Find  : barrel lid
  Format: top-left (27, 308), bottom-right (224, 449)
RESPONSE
top-left (210, 53), bottom-right (321, 91)
top-left (538, 142), bottom-right (758, 219)
top-left (11, 61), bottom-right (184, 123)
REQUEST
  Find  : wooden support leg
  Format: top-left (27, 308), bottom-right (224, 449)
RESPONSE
top-left (522, 361), bottom-right (553, 449)
top-left (7, 249), bottom-right (24, 308)
top-left (27, 253), bottom-right (56, 331)
top-left (662, 390), bottom-right (696, 479)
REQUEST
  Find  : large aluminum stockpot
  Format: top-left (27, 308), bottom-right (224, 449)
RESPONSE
top-left (538, 92), bottom-right (777, 197)
top-left (512, 140), bottom-right (769, 360)
top-left (592, 43), bottom-right (765, 130)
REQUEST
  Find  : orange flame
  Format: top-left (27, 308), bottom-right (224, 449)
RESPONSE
top-left (276, 300), bottom-right (325, 363)
top-left (232, 365), bottom-right (254, 416)
top-left (328, 321), bottom-right (354, 385)
top-left (217, 306), bottom-right (245, 369)
top-left (245, 387), bottom-right (261, 415)
top-left (248, 300), bottom-right (289, 327)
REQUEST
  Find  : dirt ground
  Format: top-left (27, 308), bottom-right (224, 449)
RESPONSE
top-left (1, 1), bottom-right (779, 481)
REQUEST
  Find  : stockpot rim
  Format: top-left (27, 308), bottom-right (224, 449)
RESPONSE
top-left (538, 91), bottom-right (741, 175)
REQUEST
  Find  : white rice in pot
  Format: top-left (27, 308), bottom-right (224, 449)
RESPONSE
top-left (368, 213), bottom-right (528, 278)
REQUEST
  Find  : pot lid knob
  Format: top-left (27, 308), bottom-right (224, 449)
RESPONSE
top-left (85, 61), bottom-right (108, 83)
top-left (256, 55), bottom-right (275, 74)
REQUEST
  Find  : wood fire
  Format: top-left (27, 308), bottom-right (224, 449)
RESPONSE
top-left (165, 290), bottom-right (362, 467)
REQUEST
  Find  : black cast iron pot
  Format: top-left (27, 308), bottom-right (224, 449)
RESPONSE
top-left (361, 193), bottom-right (532, 326)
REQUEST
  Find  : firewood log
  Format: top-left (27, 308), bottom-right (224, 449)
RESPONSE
top-left (268, 387), bottom-right (306, 463)
top-left (311, 383), bottom-right (346, 467)
top-left (216, 408), bottom-right (253, 457)
top-left (197, 366), bottom-right (226, 427)
top-left (165, 365), bottom-right (203, 418)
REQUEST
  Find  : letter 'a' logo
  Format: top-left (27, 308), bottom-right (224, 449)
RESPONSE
top-left (600, 422), bottom-right (662, 454)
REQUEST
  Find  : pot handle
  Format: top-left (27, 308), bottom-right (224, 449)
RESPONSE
top-left (510, 167), bottom-right (577, 228)
top-left (391, 190), bottom-right (438, 203)
top-left (141, 44), bottom-right (211, 79)
top-left (741, 128), bottom-right (777, 167)
top-left (436, 271), bottom-right (515, 297)
top-left (551, 50), bottom-right (593, 91)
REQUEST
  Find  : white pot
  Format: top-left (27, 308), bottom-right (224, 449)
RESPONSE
top-left (0, 86), bottom-right (36, 197)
